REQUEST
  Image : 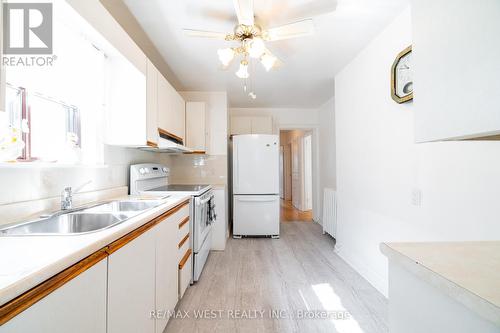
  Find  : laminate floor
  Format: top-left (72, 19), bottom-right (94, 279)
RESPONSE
top-left (280, 200), bottom-right (313, 222)
top-left (165, 222), bottom-right (387, 333)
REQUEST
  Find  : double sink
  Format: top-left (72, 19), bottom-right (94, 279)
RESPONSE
top-left (0, 199), bottom-right (166, 236)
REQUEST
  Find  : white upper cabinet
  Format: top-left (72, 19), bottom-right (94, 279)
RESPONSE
top-left (186, 102), bottom-right (207, 152)
top-left (105, 54), bottom-right (148, 147)
top-left (146, 59), bottom-right (159, 146)
top-left (412, 0), bottom-right (500, 141)
top-left (230, 116), bottom-right (273, 135)
top-left (158, 74), bottom-right (185, 142)
top-left (251, 116), bottom-right (274, 134)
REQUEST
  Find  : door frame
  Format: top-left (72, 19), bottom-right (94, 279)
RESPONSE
top-left (278, 125), bottom-right (320, 222)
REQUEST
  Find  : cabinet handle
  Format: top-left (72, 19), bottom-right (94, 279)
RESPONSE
top-left (178, 233), bottom-right (189, 249)
top-left (178, 217), bottom-right (189, 229)
top-left (179, 249), bottom-right (192, 269)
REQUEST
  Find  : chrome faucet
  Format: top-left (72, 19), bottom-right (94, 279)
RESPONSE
top-left (60, 180), bottom-right (92, 210)
top-left (61, 187), bottom-right (73, 210)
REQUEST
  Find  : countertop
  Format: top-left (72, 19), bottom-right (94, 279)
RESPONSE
top-left (381, 241), bottom-right (500, 326)
top-left (0, 194), bottom-right (190, 306)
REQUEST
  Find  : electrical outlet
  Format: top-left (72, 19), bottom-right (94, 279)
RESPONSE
top-left (411, 188), bottom-right (422, 206)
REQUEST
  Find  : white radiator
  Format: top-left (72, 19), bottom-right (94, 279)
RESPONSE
top-left (322, 188), bottom-right (337, 238)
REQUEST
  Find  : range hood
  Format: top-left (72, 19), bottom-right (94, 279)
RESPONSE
top-left (157, 137), bottom-right (192, 153)
top-left (139, 129), bottom-right (192, 153)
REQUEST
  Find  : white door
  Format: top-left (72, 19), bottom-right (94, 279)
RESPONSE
top-left (233, 135), bottom-right (279, 194)
top-left (303, 135), bottom-right (313, 210)
top-left (279, 146), bottom-right (284, 199)
top-left (291, 138), bottom-right (302, 210)
top-left (233, 195), bottom-right (280, 236)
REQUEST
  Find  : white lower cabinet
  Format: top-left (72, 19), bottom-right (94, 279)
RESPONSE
top-left (155, 218), bottom-right (179, 333)
top-left (0, 260), bottom-right (107, 333)
top-left (107, 230), bottom-right (156, 333)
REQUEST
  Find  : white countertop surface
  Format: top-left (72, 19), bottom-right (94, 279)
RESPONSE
top-left (0, 194), bottom-right (190, 306)
top-left (381, 241), bottom-right (500, 326)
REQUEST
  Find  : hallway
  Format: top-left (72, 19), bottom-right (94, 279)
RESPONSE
top-left (280, 200), bottom-right (313, 223)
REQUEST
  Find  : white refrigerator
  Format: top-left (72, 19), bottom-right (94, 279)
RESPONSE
top-left (232, 134), bottom-right (280, 238)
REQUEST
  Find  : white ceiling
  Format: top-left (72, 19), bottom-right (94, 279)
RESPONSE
top-left (123, 0), bottom-right (408, 108)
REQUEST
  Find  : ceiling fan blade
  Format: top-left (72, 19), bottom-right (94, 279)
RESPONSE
top-left (233, 0), bottom-right (254, 26)
top-left (183, 29), bottom-right (228, 40)
top-left (265, 19), bottom-right (315, 41)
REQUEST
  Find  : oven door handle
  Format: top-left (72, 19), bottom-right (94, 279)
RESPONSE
top-left (199, 195), bottom-right (214, 205)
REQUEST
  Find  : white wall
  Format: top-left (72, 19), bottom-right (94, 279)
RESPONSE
top-left (335, 7), bottom-right (500, 296)
top-left (0, 147), bottom-right (171, 207)
top-left (318, 97), bottom-right (336, 225)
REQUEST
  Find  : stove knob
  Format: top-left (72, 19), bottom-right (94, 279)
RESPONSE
top-left (144, 168), bottom-right (150, 174)
top-left (139, 168), bottom-right (145, 175)
top-left (162, 167), bottom-right (168, 173)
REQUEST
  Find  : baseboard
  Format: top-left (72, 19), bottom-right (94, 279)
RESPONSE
top-left (335, 246), bottom-right (388, 297)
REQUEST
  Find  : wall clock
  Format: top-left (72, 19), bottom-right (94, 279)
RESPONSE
top-left (391, 45), bottom-right (413, 104)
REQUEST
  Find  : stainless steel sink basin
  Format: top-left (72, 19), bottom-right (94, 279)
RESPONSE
top-left (83, 200), bottom-right (164, 213)
top-left (0, 213), bottom-right (129, 236)
top-left (0, 198), bottom-right (166, 236)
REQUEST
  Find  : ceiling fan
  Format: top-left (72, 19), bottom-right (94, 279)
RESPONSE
top-left (183, 0), bottom-right (325, 98)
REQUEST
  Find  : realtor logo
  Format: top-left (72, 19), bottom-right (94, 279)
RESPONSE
top-left (3, 3), bottom-right (53, 54)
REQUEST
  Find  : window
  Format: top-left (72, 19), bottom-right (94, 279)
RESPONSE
top-left (2, 1), bottom-right (106, 164)
top-left (5, 84), bottom-right (81, 161)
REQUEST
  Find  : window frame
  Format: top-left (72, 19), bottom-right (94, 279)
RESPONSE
top-left (5, 83), bottom-right (82, 162)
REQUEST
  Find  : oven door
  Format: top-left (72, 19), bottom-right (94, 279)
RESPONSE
top-left (193, 193), bottom-right (213, 253)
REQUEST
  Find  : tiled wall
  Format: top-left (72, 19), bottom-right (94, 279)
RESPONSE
top-left (168, 154), bottom-right (227, 185)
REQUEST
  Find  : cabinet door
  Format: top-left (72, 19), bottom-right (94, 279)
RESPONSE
top-left (413, 0), bottom-right (500, 141)
top-left (211, 187), bottom-right (227, 250)
top-left (157, 73), bottom-right (174, 135)
top-left (251, 116), bottom-right (273, 134)
top-left (230, 116), bottom-right (252, 135)
top-left (186, 102), bottom-right (206, 151)
top-left (1, 260), bottom-right (107, 333)
top-left (155, 219), bottom-right (178, 333)
top-left (108, 230), bottom-right (156, 333)
top-left (146, 60), bottom-right (158, 145)
top-left (174, 92), bottom-right (186, 141)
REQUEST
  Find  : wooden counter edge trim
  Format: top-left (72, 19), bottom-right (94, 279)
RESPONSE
top-left (146, 140), bottom-right (158, 148)
top-left (107, 199), bottom-right (190, 255)
top-left (0, 199), bottom-right (190, 325)
top-left (0, 249), bottom-right (108, 326)
top-left (178, 233), bottom-right (189, 249)
top-left (179, 249), bottom-right (192, 270)
top-left (178, 217), bottom-right (189, 229)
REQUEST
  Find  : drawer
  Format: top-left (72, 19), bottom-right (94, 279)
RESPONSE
top-left (178, 249), bottom-right (192, 299)
top-left (178, 232), bottom-right (190, 262)
top-left (177, 216), bottom-right (190, 243)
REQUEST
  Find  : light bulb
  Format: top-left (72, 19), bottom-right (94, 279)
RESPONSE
top-left (248, 37), bottom-right (265, 58)
top-left (260, 53), bottom-right (277, 71)
top-left (217, 48), bottom-right (235, 66)
top-left (235, 61), bottom-right (249, 79)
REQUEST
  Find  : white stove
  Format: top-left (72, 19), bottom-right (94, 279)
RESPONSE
top-left (129, 163), bottom-right (215, 282)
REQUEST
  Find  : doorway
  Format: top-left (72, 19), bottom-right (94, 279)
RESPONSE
top-left (279, 130), bottom-right (314, 222)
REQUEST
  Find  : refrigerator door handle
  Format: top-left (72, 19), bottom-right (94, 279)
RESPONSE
top-left (236, 197), bottom-right (278, 202)
top-left (234, 142), bottom-right (239, 192)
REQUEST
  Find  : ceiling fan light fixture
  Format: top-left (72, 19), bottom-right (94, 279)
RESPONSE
top-left (260, 53), bottom-right (277, 71)
top-left (235, 60), bottom-right (249, 79)
top-left (248, 37), bottom-right (266, 58)
top-left (217, 48), bottom-right (235, 66)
